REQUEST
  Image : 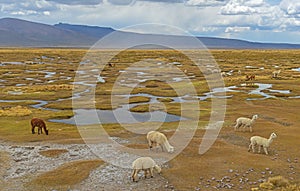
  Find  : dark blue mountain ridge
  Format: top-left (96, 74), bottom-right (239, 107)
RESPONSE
top-left (0, 17), bottom-right (299, 49)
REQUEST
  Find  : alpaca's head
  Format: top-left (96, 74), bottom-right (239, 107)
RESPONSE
top-left (168, 146), bottom-right (174, 153)
top-left (270, 132), bottom-right (277, 139)
top-left (154, 165), bottom-right (161, 173)
top-left (252, 114), bottom-right (258, 120)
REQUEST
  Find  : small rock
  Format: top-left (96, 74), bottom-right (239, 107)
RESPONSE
top-left (24, 146), bottom-right (35, 150)
top-left (258, 179), bottom-right (265, 183)
top-left (261, 171), bottom-right (266, 175)
top-left (287, 158), bottom-right (291, 163)
top-left (265, 168), bottom-right (270, 171)
top-left (229, 169), bottom-right (234, 173)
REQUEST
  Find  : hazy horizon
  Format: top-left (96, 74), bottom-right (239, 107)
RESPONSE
top-left (0, 0), bottom-right (299, 44)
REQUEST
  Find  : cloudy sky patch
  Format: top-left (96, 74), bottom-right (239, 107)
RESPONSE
top-left (0, 0), bottom-right (299, 43)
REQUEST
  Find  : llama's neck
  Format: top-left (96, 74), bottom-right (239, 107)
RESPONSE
top-left (267, 137), bottom-right (274, 146)
top-left (163, 140), bottom-right (171, 151)
top-left (250, 117), bottom-right (256, 124)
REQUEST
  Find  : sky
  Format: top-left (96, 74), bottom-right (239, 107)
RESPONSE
top-left (0, 0), bottom-right (300, 44)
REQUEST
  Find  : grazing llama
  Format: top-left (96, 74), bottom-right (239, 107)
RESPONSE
top-left (31, 118), bottom-right (48, 135)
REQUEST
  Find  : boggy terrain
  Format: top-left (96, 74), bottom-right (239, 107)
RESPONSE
top-left (0, 48), bottom-right (300, 191)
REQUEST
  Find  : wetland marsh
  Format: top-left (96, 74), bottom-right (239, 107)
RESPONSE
top-left (0, 48), bottom-right (300, 190)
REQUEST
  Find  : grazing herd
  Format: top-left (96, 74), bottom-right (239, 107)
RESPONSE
top-left (234, 114), bottom-right (277, 155)
top-left (30, 68), bottom-right (281, 182)
top-left (30, 113), bottom-right (278, 183)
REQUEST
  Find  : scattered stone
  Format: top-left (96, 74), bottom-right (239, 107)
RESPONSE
top-left (261, 171), bottom-right (266, 175)
top-left (228, 169), bottom-right (234, 173)
top-left (265, 168), bottom-right (270, 171)
top-left (24, 146), bottom-right (35, 150)
top-left (258, 179), bottom-right (265, 183)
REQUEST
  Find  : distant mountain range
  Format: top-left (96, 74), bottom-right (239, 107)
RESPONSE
top-left (0, 17), bottom-right (300, 49)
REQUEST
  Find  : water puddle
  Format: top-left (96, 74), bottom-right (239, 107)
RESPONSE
top-left (50, 107), bottom-right (186, 125)
top-left (291, 68), bottom-right (300, 72)
top-left (0, 61), bottom-right (24, 66)
top-left (247, 83), bottom-right (291, 100)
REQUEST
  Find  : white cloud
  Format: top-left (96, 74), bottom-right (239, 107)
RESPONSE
top-left (225, 26), bottom-right (250, 32)
top-left (185, 0), bottom-right (226, 7)
top-left (280, 0), bottom-right (300, 16)
top-left (244, 0), bottom-right (265, 7)
top-left (0, 0), bottom-right (299, 43)
top-left (220, 0), bottom-right (257, 15)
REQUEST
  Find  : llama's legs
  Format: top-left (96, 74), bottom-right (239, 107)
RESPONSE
top-left (148, 140), bottom-right (153, 150)
top-left (263, 147), bottom-right (269, 155)
top-left (149, 167), bottom-right (154, 178)
top-left (131, 169), bottom-right (136, 181)
top-left (252, 144), bottom-right (256, 153)
top-left (31, 126), bottom-right (35, 134)
top-left (133, 169), bottom-right (140, 182)
top-left (144, 169), bottom-right (149, 179)
top-left (249, 126), bottom-right (253, 133)
top-left (248, 143), bottom-right (252, 152)
top-left (234, 123), bottom-right (240, 131)
top-left (258, 145), bottom-right (262, 153)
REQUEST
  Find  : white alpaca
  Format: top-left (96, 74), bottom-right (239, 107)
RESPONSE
top-left (147, 131), bottom-right (174, 153)
top-left (272, 69), bottom-right (281, 78)
top-left (131, 157), bottom-right (161, 182)
top-left (234, 114), bottom-right (258, 132)
top-left (248, 133), bottom-right (277, 155)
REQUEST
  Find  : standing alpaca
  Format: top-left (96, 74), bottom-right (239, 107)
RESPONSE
top-left (248, 133), bottom-right (277, 155)
top-left (272, 69), bottom-right (281, 78)
top-left (131, 157), bottom-right (161, 182)
top-left (31, 118), bottom-right (48, 135)
top-left (234, 114), bottom-right (258, 132)
top-left (147, 131), bottom-right (174, 153)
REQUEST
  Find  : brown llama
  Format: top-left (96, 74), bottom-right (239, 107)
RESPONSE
top-left (246, 74), bottom-right (255, 81)
top-left (31, 118), bottom-right (48, 135)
